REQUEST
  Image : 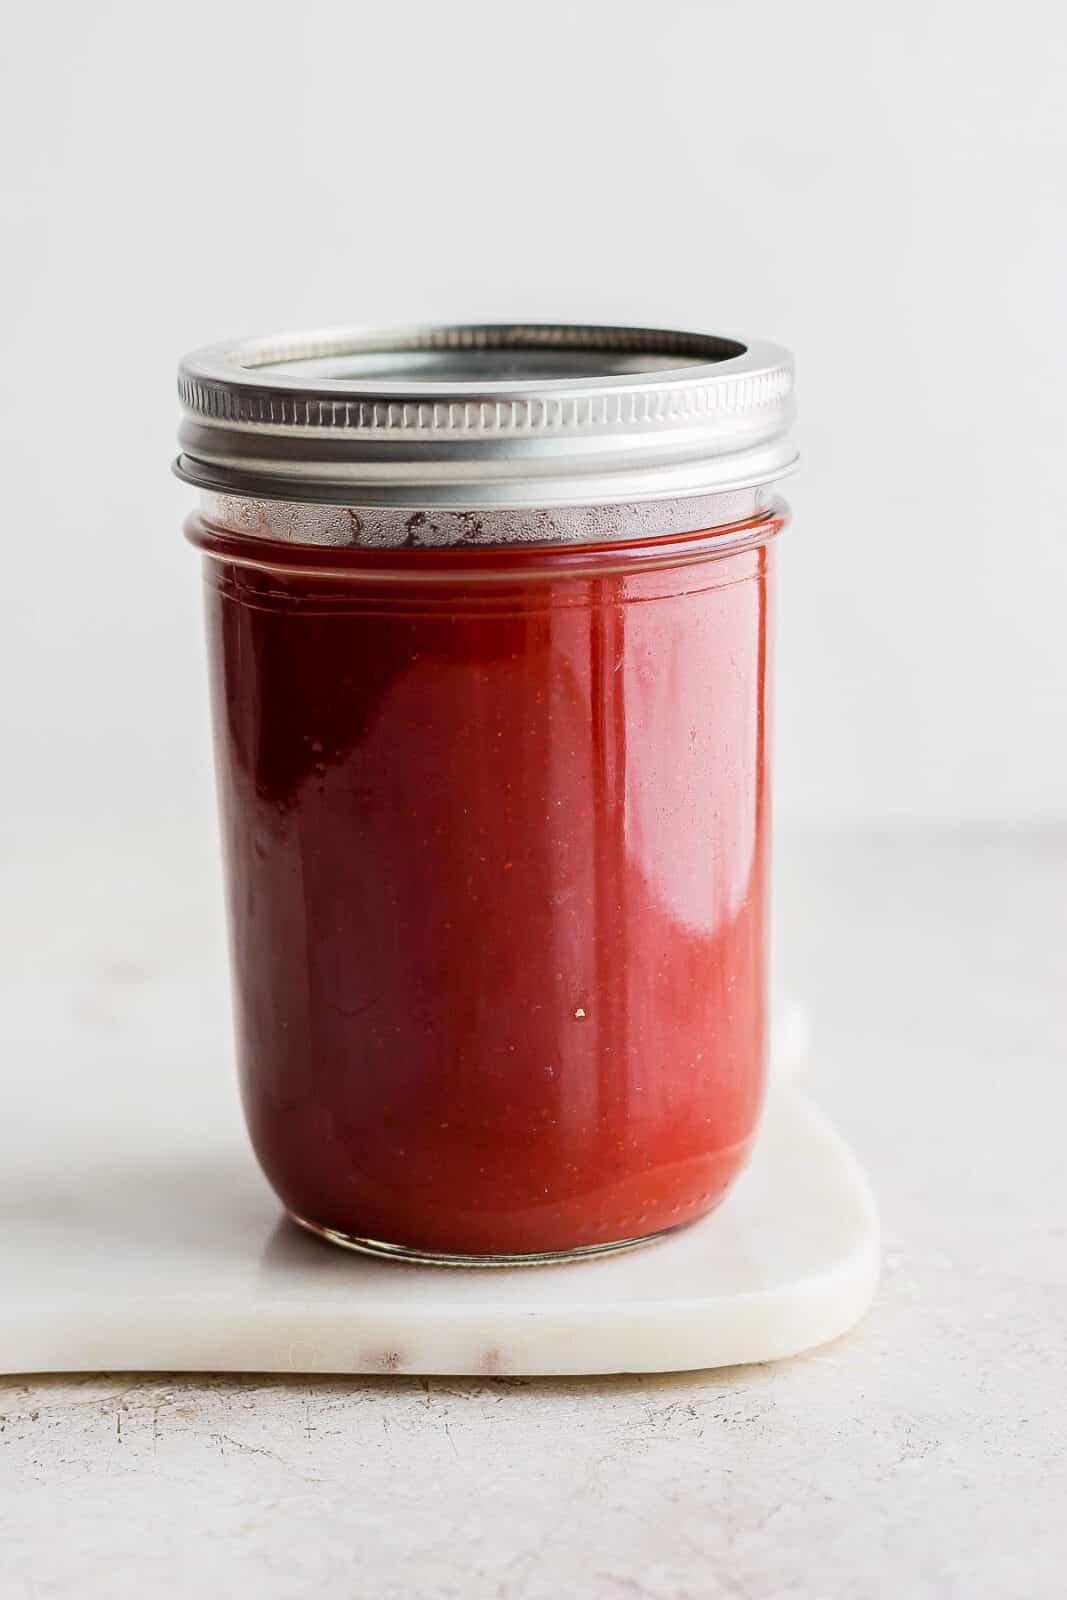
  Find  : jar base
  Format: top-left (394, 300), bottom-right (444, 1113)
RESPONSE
top-left (290, 1211), bottom-right (687, 1267)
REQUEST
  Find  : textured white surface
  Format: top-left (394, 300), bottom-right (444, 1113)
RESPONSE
top-left (1, 826), bottom-right (1064, 1597)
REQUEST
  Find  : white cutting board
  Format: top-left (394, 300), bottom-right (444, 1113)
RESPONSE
top-left (0, 831), bottom-right (877, 1377)
top-left (0, 1084), bottom-right (877, 1377)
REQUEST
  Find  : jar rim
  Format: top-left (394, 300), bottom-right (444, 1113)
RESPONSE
top-left (176, 321), bottom-right (796, 512)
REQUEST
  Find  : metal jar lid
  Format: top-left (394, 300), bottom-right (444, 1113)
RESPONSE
top-left (175, 322), bottom-right (796, 512)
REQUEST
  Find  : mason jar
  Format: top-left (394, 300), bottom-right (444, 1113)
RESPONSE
top-left (175, 323), bottom-right (797, 1264)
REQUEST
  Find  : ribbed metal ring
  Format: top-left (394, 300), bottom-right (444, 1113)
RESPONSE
top-left (176, 322), bottom-right (796, 514)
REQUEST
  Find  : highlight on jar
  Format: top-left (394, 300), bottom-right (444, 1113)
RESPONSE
top-left (174, 323), bottom-right (861, 1282)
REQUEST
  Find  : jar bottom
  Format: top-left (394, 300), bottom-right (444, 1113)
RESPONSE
top-left (290, 1211), bottom-right (690, 1267)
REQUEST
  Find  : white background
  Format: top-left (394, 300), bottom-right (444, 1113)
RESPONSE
top-left (3, 13), bottom-right (1065, 1591)
top-left (3, 0), bottom-right (1064, 828)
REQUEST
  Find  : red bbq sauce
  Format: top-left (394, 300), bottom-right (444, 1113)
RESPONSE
top-left (189, 511), bottom-right (779, 1257)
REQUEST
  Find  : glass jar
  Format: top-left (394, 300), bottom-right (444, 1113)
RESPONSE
top-left (175, 324), bottom-right (796, 1264)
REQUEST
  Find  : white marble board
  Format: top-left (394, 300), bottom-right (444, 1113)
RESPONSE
top-left (0, 830), bottom-right (877, 1376)
top-left (1, 1083), bottom-right (876, 1377)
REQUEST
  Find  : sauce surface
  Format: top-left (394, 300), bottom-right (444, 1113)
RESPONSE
top-left (192, 516), bottom-right (778, 1255)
